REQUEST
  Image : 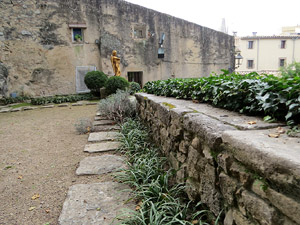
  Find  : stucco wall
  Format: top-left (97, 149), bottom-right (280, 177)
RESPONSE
top-left (136, 93), bottom-right (300, 225)
top-left (0, 0), bottom-right (234, 97)
top-left (236, 36), bottom-right (300, 73)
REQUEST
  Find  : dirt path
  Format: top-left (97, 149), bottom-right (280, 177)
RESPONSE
top-left (0, 105), bottom-right (111, 225)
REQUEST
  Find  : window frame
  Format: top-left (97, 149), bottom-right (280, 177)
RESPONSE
top-left (72, 28), bottom-right (84, 42)
top-left (248, 41), bottom-right (254, 49)
top-left (133, 24), bottom-right (146, 39)
top-left (279, 58), bottom-right (286, 67)
top-left (280, 40), bottom-right (286, 49)
top-left (247, 59), bottom-right (254, 69)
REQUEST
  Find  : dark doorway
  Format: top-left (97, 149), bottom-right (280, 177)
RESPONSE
top-left (128, 71), bottom-right (143, 87)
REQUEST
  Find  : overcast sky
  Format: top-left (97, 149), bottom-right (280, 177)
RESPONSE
top-left (125, 0), bottom-right (300, 36)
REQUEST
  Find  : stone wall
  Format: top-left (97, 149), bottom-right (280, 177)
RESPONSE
top-left (0, 0), bottom-right (234, 97)
top-left (136, 93), bottom-right (300, 225)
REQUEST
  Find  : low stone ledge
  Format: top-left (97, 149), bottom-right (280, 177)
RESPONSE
top-left (135, 93), bottom-right (300, 225)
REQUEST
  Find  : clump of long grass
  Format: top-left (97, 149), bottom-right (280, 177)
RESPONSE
top-left (114, 118), bottom-right (222, 225)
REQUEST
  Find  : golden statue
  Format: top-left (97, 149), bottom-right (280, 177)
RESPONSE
top-left (110, 50), bottom-right (121, 76)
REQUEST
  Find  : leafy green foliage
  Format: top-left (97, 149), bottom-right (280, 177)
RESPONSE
top-left (143, 71), bottom-right (300, 125)
top-left (105, 76), bottom-right (129, 95)
top-left (1, 96), bottom-right (31, 105)
top-left (280, 61), bottom-right (300, 78)
top-left (115, 119), bottom-right (220, 225)
top-left (84, 71), bottom-right (108, 96)
top-left (31, 93), bottom-right (96, 105)
top-left (129, 82), bottom-right (141, 95)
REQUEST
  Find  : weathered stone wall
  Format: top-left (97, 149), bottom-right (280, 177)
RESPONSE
top-left (0, 0), bottom-right (234, 97)
top-left (136, 93), bottom-right (300, 225)
top-left (0, 0), bottom-right (102, 97)
top-left (99, 0), bottom-right (234, 83)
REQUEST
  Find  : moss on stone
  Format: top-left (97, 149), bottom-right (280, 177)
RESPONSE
top-left (162, 102), bottom-right (176, 109)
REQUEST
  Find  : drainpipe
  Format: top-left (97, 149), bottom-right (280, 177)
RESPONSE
top-left (292, 37), bottom-right (298, 62)
top-left (256, 38), bottom-right (259, 71)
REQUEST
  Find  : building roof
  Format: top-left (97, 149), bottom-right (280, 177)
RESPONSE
top-left (241, 35), bottom-right (300, 40)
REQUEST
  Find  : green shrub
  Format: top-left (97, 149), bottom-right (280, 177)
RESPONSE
top-left (105, 76), bottom-right (129, 95)
top-left (143, 71), bottom-right (300, 125)
top-left (98, 90), bottom-right (135, 122)
top-left (84, 71), bottom-right (108, 95)
top-left (129, 82), bottom-right (141, 95)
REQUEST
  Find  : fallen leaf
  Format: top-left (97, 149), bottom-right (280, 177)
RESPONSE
top-left (96, 207), bottom-right (101, 211)
top-left (28, 207), bottom-right (36, 211)
top-left (31, 194), bottom-right (40, 200)
top-left (247, 121), bottom-right (257, 125)
top-left (192, 99), bottom-right (199, 103)
top-left (18, 175), bottom-right (23, 179)
top-left (276, 127), bottom-right (285, 134)
top-left (192, 220), bottom-right (199, 224)
top-left (268, 133), bottom-right (280, 138)
top-left (135, 205), bottom-right (141, 211)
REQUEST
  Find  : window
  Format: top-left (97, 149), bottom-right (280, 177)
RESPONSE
top-left (279, 58), bottom-right (286, 67)
top-left (280, 40), bottom-right (286, 49)
top-left (133, 25), bottom-right (146, 39)
top-left (72, 28), bottom-right (83, 42)
top-left (247, 60), bottom-right (254, 69)
top-left (248, 41), bottom-right (254, 49)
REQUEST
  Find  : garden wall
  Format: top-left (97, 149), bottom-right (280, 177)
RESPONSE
top-left (136, 93), bottom-right (300, 225)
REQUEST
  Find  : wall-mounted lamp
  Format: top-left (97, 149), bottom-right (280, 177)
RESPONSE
top-left (235, 52), bottom-right (243, 69)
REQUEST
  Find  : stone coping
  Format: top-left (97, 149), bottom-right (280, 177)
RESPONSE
top-left (136, 93), bottom-right (283, 130)
top-left (136, 93), bottom-right (300, 186)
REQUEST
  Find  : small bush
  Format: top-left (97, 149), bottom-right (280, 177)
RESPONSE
top-left (74, 118), bottom-right (93, 134)
top-left (105, 76), bottom-right (129, 95)
top-left (129, 82), bottom-right (141, 95)
top-left (31, 93), bottom-right (96, 105)
top-left (84, 71), bottom-right (108, 95)
top-left (98, 90), bottom-right (135, 122)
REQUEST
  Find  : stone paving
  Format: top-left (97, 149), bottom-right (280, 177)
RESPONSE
top-left (59, 111), bottom-right (132, 225)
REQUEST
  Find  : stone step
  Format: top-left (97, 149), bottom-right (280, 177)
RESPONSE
top-left (93, 120), bottom-right (117, 126)
top-left (76, 154), bottom-right (126, 175)
top-left (94, 116), bottom-right (109, 121)
top-left (93, 125), bottom-right (120, 132)
top-left (88, 132), bottom-right (120, 142)
top-left (58, 182), bottom-right (133, 225)
top-left (84, 142), bottom-right (121, 153)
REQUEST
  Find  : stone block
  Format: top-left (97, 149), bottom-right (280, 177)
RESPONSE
top-left (169, 123), bottom-right (182, 137)
top-left (84, 142), bottom-right (121, 153)
top-left (217, 152), bottom-right (233, 174)
top-left (183, 113), bottom-right (235, 149)
top-left (169, 151), bottom-right (179, 170)
top-left (187, 146), bottom-right (201, 180)
top-left (229, 161), bottom-right (252, 187)
top-left (176, 164), bottom-right (187, 183)
top-left (179, 140), bottom-right (188, 154)
top-left (93, 120), bottom-right (117, 126)
top-left (232, 209), bottom-right (256, 225)
top-left (186, 178), bottom-right (200, 201)
top-left (76, 155), bottom-right (126, 175)
top-left (177, 152), bottom-right (186, 163)
top-left (92, 125), bottom-right (120, 132)
top-left (58, 182), bottom-right (134, 225)
top-left (238, 190), bottom-right (282, 225)
top-left (222, 129), bottom-right (300, 194)
top-left (191, 137), bottom-right (201, 150)
top-left (219, 172), bottom-right (238, 206)
top-left (88, 132), bottom-right (120, 142)
top-left (199, 163), bottom-right (222, 216)
top-left (252, 181), bottom-right (300, 224)
top-left (58, 103), bottom-right (69, 107)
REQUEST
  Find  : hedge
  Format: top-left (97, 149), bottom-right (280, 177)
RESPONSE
top-left (143, 71), bottom-right (300, 125)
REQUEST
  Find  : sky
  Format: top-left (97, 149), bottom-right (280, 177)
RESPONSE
top-left (125, 0), bottom-right (300, 36)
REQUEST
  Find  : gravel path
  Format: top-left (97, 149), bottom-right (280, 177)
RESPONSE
top-left (0, 105), bottom-right (111, 225)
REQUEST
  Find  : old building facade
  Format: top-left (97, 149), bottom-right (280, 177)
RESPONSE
top-left (0, 0), bottom-right (234, 97)
top-left (235, 34), bottom-right (300, 74)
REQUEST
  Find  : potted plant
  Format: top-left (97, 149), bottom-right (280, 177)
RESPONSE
top-left (74, 34), bottom-right (82, 42)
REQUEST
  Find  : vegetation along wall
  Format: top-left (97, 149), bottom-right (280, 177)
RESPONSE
top-left (0, 0), bottom-right (234, 98)
top-left (136, 93), bottom-right (300, 225)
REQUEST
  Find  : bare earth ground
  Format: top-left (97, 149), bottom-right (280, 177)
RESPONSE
top-left (0, 105), bottom-right (113, 225)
